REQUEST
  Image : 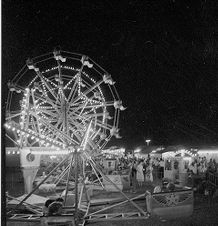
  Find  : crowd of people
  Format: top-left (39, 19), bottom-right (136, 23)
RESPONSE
top-left (188, 157), bottom-right (218, 175)
top-left (95, 154), bottom-right (218, 193)
top-left (129, 156), bottom-right (165, 193)
top-left (97, 155), bottom-right (164, 178)
top-left (37, 153), bottom-right (218, 196)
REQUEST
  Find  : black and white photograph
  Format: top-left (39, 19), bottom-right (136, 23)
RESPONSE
top-left (2, 0), bottom-right (218, 225)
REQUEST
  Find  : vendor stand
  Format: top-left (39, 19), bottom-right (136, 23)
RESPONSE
top-left (162, 149), bottom-right (195, 186)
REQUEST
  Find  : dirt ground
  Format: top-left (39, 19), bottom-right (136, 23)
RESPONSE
top-left (87, 183), bottom-right (218, 226)
top-left (6, 179), bottom-right (218, 226)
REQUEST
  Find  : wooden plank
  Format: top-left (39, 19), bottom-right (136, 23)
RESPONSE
top-left (7, 214), bottom-right (40, 222)
top-left (86, 215), bottom-right (149, 222)
top-left (85, 211), bottom-right (150, 222)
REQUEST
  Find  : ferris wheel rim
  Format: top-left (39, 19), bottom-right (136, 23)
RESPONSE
top-left (6, 49), bottom-right (125, 152)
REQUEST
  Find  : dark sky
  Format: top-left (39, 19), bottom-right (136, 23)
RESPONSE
top-left (2, 0), bottom-right (218, 149)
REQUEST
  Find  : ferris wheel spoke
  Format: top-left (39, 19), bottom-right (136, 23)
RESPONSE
top-left (69, 131), bottom-right (83, 144)
top-left (30, 116), bottom-right (40, 134)
top-left (29, 109), bottom-right (58, 123)
top-left (68, 100), bottom-right (97, 117)
top-left (70, 79), bottom-right (105, 106)
top-left (69, 119), bottom-right (86, 134)
top-left (57, 124), bottom-right (66, 143)
top-left (77, 65), bottom-right (85, 96)
top-left (74, 101), bottom-right (114, 112)
top-left (67, 62), bottom-right (85, 102)
top-left (5, 112), bottom-right (22, 121)
top-left (35, 92), bottom-right (60, 111)
top-left (75, 112), bottom-right (107, 121)
top-left (56, 60), bottom-right (69, 103)
top-left (70, 108), bottom-right (106, 121)
top-left (30, 111), bottom-right (75, 144)
top-left (68, 109), bottom-right (107, 130)
top-left (37, 110), bottom-right (58, 119)
top-left (73, 114), bottom-right (111, 131)
top-left (52, 117), bottom-right (72, 141)
top-left (68, 103), bottom-right (103, 118)
top-left (66, 77), bottom-right (79, 103)
top-left (33, 70), bottom-right (59, 101)
top-left (115, 109), bottom-right (120, 128)
top-left (31, 90), bottom-right (45, 136)
top-left (64, 74), bottom-right (77, 90)
top-left (68, 128), bottom-right (83, 144)
top-left (95, 121), bottom-right (113, 131)
top-left (25, 87), bottom-right (59, 111)
top-left (52, 116), bottom-right (64, 131)
top-left (99, 137), bottom-right (112, 149)
top-left (77, 100), bottom-right (89, 117)
top-left (68, 111), bottom-right (95, 125)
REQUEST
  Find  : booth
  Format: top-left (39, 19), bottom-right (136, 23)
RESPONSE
top-left (162, 149), bottom-right (194, 186)
top-left (102, 168), bottom-right (131, 192)
top-left (102, 158), bottom-right (117, 174)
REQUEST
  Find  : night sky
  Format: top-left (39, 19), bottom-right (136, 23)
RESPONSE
top-left (2, 0), bottom-right (218, 149)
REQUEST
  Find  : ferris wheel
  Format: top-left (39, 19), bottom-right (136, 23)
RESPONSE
top-left (5, 49), bottom-right (125, 153)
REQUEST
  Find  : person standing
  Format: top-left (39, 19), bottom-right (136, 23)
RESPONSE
top-left (131, 160), bottom-right (137, 193)
top-left (136, 160), bottom-right (144, 187)
top-left (146, 163), bottom-right (153, 182)
top-left (159, 158), bottom-right (165, 179)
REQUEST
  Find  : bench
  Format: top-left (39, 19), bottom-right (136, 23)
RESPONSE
top-left (146, 188), bottom-right (193, 219)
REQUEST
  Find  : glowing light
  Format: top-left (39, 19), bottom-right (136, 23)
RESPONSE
top-left (180, 149), bottom-right (185, 157)
top-left (198, 150), bottom-right (218, 154)
top-left (134, 148), bottom-right (141, 153)
top-left (182, 157), bottom-right (191, 161)
top-left (145, 139), bottom-right (151, 146)
top-left (30, 149), bottom-right (69, 155)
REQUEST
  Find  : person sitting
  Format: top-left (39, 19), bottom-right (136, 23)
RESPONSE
top-left (161, 178), bottom-right (169, 192)
top-left (42, 199), bottom-right (55, 216)
top-left (56, 197), bottom-right (64, 203)
top-left (153, 185), bottom-right (162, 193)
top-left (166, 182), bottom-right (175, 192)
top-left (48, 201), bottom-right (63, 216)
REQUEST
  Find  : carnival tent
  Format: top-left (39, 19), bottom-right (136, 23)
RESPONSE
top-left (134, 145), bottom-right (165, 158)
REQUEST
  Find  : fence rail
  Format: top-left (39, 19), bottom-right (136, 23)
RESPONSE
top-left (208, 172), bottom-right (218, 187)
